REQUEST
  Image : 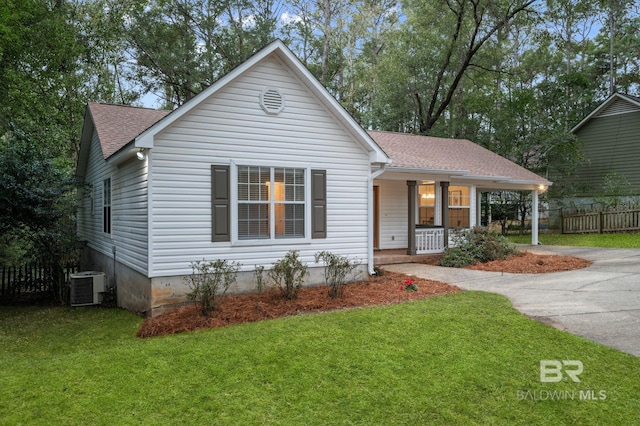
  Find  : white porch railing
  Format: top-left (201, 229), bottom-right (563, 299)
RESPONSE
top-left (416, 227), bottom-right (445, 254)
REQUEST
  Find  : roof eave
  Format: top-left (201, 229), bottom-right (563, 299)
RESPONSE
top-left (385, 166), bottom-right (469, 176)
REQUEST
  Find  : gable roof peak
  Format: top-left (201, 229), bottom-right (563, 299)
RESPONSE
top-left (571, 92), bottom-right (640, 133)
top-left (132, 39), bottom-right (389, 163)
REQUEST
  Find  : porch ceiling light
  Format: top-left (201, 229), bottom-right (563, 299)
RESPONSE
top-left (136, 148), bottom-right (147, 161)
top-left (538, 184), bottom-right (547, 192)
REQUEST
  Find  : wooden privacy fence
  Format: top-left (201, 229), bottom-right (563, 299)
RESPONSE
top-left (1, 262), bottom-right (77, 303)
top-left (562, 209), bottom-right (640, 234)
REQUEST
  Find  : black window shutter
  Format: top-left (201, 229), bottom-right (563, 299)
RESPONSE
top-left (211, 165), bottom-right (230, 242)
top-left (311, 169), bottom-right (327, 239)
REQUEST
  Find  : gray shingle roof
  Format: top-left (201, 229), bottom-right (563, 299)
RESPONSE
top-left (368, 130), bottom-right (549, 185)
top-left (86, 103), bottom-right (549, 186)
top-left (88, 102), bottom-right (171, 159)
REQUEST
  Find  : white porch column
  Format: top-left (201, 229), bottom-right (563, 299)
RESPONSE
top-left (440, 181), bottom-right (450, 248)
top-left (407, 180), bottom-right (417, 255)
top-left (475, 188), bottom-right (482, 227)
top-left (532, 189), bottom-right (539, 245)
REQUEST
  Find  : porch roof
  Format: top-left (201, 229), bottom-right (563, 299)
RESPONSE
top-left (368, 130), bottom-right (551, 188)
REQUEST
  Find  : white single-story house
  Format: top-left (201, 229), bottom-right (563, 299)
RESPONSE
top-left (76, 40), bottom-right (551, 316)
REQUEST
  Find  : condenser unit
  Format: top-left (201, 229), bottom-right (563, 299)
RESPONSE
top-left (70, 271), bottom-right (107, 306)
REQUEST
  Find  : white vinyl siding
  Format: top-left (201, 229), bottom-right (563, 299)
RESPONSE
top-left (78, 129), bottom-right (110, 249)
top-left (148, 56), bottom-right (371, 276)
top-left (112, 158), bottom-right (149, 272)
top-left (77, 128), bottom-right (149, 275)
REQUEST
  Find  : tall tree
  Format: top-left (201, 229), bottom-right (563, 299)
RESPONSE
top-left (0, 0), bottom-right (88, 158)
top-left (124, 0), bottom-right (281, 107)
top-left (371, 0), bottom-right (536, 135)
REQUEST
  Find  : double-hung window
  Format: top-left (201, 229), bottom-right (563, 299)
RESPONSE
top-left (237, 166), bottom-right (305, 240)
top-left (448, 185), bottom-right (470, 228)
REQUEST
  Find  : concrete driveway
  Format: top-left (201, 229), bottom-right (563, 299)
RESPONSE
top-left (384, 245), bottom-right (640, 357)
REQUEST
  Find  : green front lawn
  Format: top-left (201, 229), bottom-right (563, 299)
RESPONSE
top-left (2, 292), bottom-right (639, 424)
top-left (509, 233), bottom-right (640, 248)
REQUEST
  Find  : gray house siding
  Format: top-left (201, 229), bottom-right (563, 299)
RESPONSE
top-left (573, 111), bottom-right (640, 197)
top-left (569, 95), bottom-right (640, 198)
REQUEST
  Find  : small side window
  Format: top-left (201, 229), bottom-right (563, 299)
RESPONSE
top-left (103, 178), bottom-right (111, 234)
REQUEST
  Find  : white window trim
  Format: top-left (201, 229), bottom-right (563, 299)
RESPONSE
top-left (230, 160), bottom-right (312, 247)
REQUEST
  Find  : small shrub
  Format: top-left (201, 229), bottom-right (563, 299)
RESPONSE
top-left (314, 251), bottom-right (360, 298)
top-left (185, 259), bottom-right (240, 315)
top-left (439, 246), bottom-right (476, 268)
top-left (253, 265), bottom-right (266, 293)
top-left (439, 227), bottom-right (518, 268)
top-left (268, 250), bottom-right (308, 299)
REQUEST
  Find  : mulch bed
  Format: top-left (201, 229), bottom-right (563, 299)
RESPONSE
top-left (465, 251), bottom-right (592, 273)
top-left (137, 251), bottom-right (592, 338)
top-left (136, 271), bottom-right (459, 338)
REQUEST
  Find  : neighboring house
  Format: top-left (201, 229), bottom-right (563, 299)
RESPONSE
top-left (77, 40), bottom-right (550, 316)
top-left (568, 92), bottom-right (640, 204)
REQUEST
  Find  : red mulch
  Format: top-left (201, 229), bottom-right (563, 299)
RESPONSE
top-left (136, 271), bottom-right (459, 338)
top-left (465, 251), bottom-right (592, 273)
top-left (137, 252), bottom-right (592, 338)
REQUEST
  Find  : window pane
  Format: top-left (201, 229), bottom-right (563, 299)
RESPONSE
top-left (419, 207), bottom-right (435, 225)
top-left (448, 208), bottom-right (470, 228)
top-left (238, 203), bottom-right (269, 239)
top-left (238, 166), bottom-right (269, 201)
top-left (275, 203), bottom-right (305, 238)
top-left (418, 184), bottom-right (435, 207)
top-left (277, 168), bottom-right (304, 202)
top-left (448, 186), bottom-right (470, 207)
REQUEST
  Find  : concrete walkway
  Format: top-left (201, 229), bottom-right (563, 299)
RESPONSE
top-left (384, 245), bottom-right (640, 357)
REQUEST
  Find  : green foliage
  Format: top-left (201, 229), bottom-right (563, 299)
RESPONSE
top-left (314, 251), bottom-right (360, 298)
top-left (0, 0), bottom-right (94, 157)
top-left (594, 172), bottom-right (634, 211)
top-left (268, 250), bottom-right (308, 299)
top-left (185, 259), bottom-right (240, 315)
top-left (440, 227), bottom-right (519, 268)
top-left (0, 128), bottom-right (78, 302)
top-left (253, 264), bottom-right (266, 294)
top-left (126, 0), bottom-right (278, 107)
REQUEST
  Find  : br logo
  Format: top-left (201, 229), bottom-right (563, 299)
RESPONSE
top-left (540, 360), bottom-right (583, 383)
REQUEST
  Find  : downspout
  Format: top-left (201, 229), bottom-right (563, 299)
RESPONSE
top-left (368, 164), bottom-right (387, 275)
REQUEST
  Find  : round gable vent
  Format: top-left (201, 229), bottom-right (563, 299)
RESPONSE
top-left (260, 88), bottom-right (285, 115)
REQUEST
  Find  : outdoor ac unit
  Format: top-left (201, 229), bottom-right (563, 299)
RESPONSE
top-left (70, 271), bottom-right (107, 306)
